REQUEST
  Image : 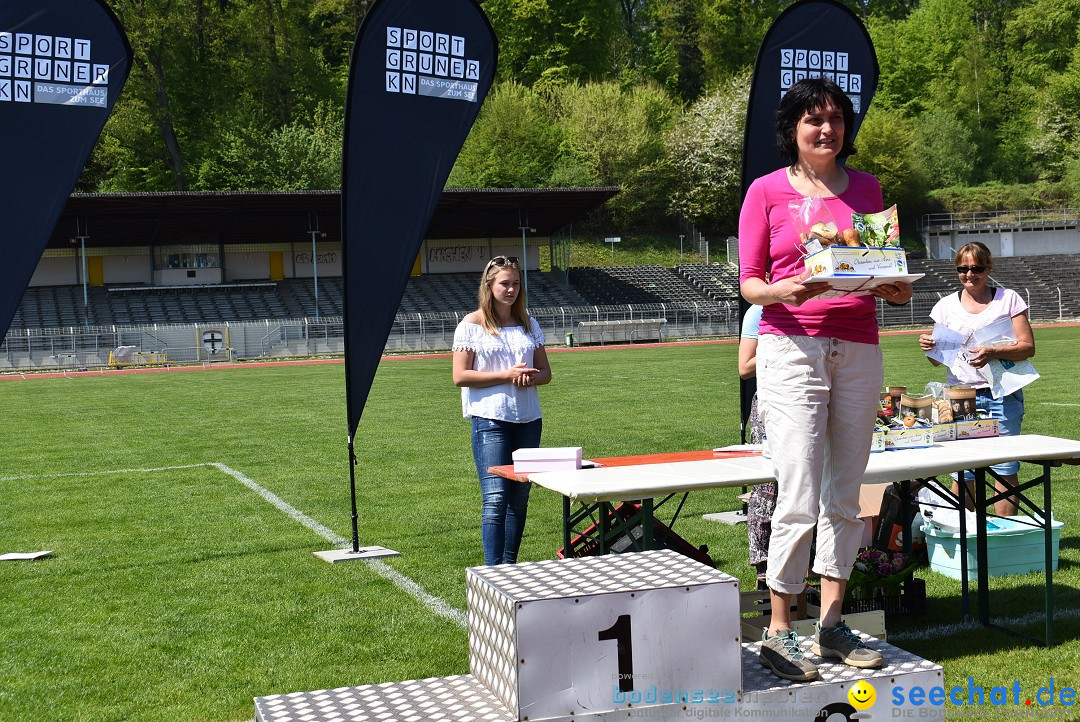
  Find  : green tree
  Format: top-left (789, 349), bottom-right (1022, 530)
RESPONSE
top-left (846, 105), bottom-right (929, 222)
top-left (94, 0), bottom-right (345, 192)
top-left (639, 0), bottom-right (706, 102)
top-left (997, 0), bottom-right (1080, 182)
top-left (665, 68), bottom-right (750, 230)
top-left (698, 0), bottom-right (781, 88)
top-left (447, 82), bottom-right (562, 188)
top-left (553, 81), bottom-right (679, 227)
top-left (481, 0), bottom-right (622, 88)
top-left (870, 0), bottom-right (977, 117)
top-left (1064, 150), bottom-right (1080, 204)
top-left (107, 0), bottom-right (198, 189)
top-left (193, 101), bottom-right (343, 190)
top-left (309, 0), bottom-right (375, 86)
top-left (911, 109), bottom-right (978, 187)
top-left (871, 0), bottom-right (1023, 185)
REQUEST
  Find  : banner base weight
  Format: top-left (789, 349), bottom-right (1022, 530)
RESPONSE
top-left (702, 510), bottom-right (748, 525)
top-left (314, 546), bottom-right (400, 563)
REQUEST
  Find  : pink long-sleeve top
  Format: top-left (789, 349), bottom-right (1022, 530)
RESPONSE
top-left (738, 167), bottom-right (883, 344)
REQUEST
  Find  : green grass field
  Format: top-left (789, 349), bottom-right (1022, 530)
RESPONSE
top-left (2, 328), bottom-right (1079, 721)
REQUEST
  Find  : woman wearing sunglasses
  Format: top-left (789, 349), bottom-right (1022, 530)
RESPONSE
top-left (918, 242), bottom-right (1035, 516)
top-left (452, 256), bottom-right (551, 565)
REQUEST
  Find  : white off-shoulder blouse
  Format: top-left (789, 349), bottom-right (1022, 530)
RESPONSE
top-left (452, 317), bottom-right (545, 422)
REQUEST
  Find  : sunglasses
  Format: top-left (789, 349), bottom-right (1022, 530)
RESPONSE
top-left (956, 265), bottom-right (986, 274)
top-left (487, 255), bottom-right (519, 268)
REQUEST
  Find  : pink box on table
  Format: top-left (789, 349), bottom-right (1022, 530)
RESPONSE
top-left (512, 447), bottom-right (583, 473)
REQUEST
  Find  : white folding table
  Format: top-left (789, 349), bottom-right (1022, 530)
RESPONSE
top-left (521, 434), bottom-right (1080, 646)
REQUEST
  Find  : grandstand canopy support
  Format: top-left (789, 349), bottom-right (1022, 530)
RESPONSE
top-left (75, 217), bottom-right (90, 328)
top-left (518, 209), bottom-right (534, 295)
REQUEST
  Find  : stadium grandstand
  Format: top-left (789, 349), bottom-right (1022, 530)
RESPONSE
top-left (4, 191), bottom-right (1080, 371)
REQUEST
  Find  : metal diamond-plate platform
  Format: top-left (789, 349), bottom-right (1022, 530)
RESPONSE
top-left (256, 552), bottom-right (944, 721)
top-left (741, 631), bottom-right (942, 693)
top-left (465, 547), bottom-right (742, 720)
top-left (255, 638), bottom-right (946, 722)
top-left (467, 569), bottom-right (519, 714)
top-left (466, 547), bottom-right (736, 600)
top-left (254, 675), bottom-right (513, 722)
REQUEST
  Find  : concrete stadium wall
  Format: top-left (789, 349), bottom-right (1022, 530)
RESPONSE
top-left (925, 226), bottom-right (1080, 259)
top-left (30, 255), bottom-right (76, 286)
top-left (103, 254), bottom-right (153, 284)
top-left (422, 237), bottom-right (540, 274)
top-left (225, 250), bottom-right (273, 281)
top-left (291, 242), bottom-right (342, 278)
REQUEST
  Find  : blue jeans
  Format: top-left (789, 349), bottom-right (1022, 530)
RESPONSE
top-left (471, 416), bottom-right (542, 565)
top-left (977, 387), bottom-right (1024, 476)
top-left (956, 388), bottom-right (1024, 480)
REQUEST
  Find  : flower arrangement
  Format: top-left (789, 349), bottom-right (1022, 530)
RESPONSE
top-left (846, 547), bottom-right (920, 601)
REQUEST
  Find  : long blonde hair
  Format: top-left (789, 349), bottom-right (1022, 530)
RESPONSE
top-left (477, 257), bottom-right (531, 335)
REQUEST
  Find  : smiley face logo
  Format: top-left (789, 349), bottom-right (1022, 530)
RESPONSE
top-left (848, 680), bottom-right (876, 710)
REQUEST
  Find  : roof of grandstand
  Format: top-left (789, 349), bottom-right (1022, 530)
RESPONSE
top-left (49, 187), bottom-right (621, 248)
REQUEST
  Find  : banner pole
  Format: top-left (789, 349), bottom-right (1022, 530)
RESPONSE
top-left (78, 220), bottom-right (90, 329)
top-left (314, 433), bottom-right (400, 562)
top-left (348, 437), bottom-right (361, 553)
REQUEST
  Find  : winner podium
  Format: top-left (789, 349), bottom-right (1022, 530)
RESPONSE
top-left (255, 549), bottom-right (945, 721)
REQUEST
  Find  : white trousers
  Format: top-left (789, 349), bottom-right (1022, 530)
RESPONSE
top-left (758, 334), bottom-right (884, 595)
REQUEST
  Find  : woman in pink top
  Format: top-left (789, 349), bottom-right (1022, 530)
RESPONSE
top-left (738, 77), bottom-right (912, 682)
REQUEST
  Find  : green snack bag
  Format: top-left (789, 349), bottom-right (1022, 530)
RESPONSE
top-left (851, 205), bottom-right (900, 247)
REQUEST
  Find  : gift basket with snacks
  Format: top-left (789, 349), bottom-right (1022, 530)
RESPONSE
top-left (791, 196), bottom-right (923, 297)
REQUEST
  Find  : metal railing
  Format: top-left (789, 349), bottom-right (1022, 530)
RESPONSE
top-left (1, 290), bottom-right (1074, 372)
top-left (919, 208), bottom-right (1080, 232)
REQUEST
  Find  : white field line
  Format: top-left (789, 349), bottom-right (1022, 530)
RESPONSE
top-left (0, 463), bottom-right (206, 482)
top-left (1039, 402), bottom-right (1080, 407)
top-left (6, 462), bottom-right (467, 629)
top-left (888, 606), bottom-right (1080, 642)
top-left (208, 462), bottom-right (467, 628)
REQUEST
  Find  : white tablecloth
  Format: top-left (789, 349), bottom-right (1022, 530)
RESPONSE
top-left (527, 434), bottom-right (1080, 504)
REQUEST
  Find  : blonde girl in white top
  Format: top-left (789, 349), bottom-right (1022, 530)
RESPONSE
top-left (452, 256), bottom-right (551, 564)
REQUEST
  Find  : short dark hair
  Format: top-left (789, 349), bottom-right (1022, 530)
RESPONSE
top-left (775, 77), bottom-right (857, 166)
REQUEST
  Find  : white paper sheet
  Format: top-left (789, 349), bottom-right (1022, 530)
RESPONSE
top-left (0, 550), bottom-right (52, 561)
top-left (972, 316), bottom-right (1016, 348)
top-left (927, 323), bottom-right (968, 368)
top-left (979, 358), bottom-right (1040, 398)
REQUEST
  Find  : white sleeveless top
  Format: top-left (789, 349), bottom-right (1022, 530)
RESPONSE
top-left (452, 317), bottom-right (545, 422)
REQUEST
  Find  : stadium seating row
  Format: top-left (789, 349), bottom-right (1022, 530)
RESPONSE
top-left (8, 255), bottom-right (1079, 330)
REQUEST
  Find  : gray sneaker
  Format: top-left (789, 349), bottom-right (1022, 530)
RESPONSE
top-left (812, 621), bottom-right (883, 669)
top-left (759, 629), bottom-right (820, 681)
